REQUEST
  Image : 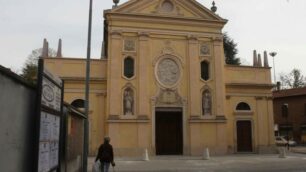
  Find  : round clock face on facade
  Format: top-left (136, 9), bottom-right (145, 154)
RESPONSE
top-left (156, 57), bottom-right (180, 87)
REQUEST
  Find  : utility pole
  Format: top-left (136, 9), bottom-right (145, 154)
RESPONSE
top-left (83, 0), bottom-right (93, 171)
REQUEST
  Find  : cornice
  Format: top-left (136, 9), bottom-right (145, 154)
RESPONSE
top-left (110, 27), bottom-right (219, 40)
top-left (107, 119), bottom-right (149, 123)
top-left (64, 89), bottom-right (106, 94)
top-left (110, 30), bottom-right (123, 39)
top-left (187, 34), bottom-right (198, 41)
top-left (138, 32), bottom-right (150, 41)
top-left (44, 57), bottom-right (107, 62)
top-left (212, 36), bottom-right (223, 42)
top-left (61, 77), bottom-right (107, 82)
top-left (184, 0), bottom-right (227, 21)
top-left (255, 96), bottom-right (264, 100)
top-left (107, 0), bottom-right (227, 22)
top-left (107, 12), bottom-right (226, 28)
top-left (225, 64), bottom-right (271, 70)
top-left (226, 83), bottom-right (274, 88)
top-left (226, 93), bottom-right (273, 98)
top-left (234, 111), bottom-right (254, 116)
top-left (189, 118), bottom-right (227, 123)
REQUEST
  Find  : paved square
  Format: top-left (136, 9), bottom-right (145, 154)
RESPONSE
top-left (88, 153), bottom-right (306, 172)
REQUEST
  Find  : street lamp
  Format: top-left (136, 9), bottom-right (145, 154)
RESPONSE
top-left (269, 52), bottom-right (277, 84)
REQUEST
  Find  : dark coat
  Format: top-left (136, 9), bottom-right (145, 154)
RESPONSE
top-left (95, 143), bottom-right (114, 163)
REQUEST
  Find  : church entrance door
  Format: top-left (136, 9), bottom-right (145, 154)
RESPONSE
top-left (236, 120), bottom-right (253, 152)
top-left (155, 109), bottom-right (183, 155)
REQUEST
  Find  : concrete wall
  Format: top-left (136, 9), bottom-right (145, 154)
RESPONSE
top-left (0, 67), bottom-right (36, 172)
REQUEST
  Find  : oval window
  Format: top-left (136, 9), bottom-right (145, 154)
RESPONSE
top-left (161, 0), bottom-right (174, 12)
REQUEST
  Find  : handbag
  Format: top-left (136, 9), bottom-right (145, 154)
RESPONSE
top-left (92, 160), bottom-right (101, 172)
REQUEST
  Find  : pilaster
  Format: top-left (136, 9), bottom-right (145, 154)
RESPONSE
top-left (108, 30), bottom-right (123, 116)
top-left (255, 96), bottom-right (266, 146)
top-left (138, 32), bottom-right (150, 117)
top-left (212, 36), bottom-right (226, 118)
top-left (188, 35), bottom-right (200, 117)
top-left (266, 96), bottom-right (275, 145)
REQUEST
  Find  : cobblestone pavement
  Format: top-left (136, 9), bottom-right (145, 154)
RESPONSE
top-left (88, 153), bottom-right (306, 172)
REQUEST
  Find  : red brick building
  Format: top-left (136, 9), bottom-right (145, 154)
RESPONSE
top-left (273, 87), bottom-right (306, 144)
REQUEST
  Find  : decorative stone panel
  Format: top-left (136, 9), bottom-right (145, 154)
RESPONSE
top-left (155, 56), bottom-right (181, 88)
top-left (124, 39), bottom-right (136, 52)
top-left (155, 88), bottom-right (184, 106)
top-left (200, 43), bottom-right (211, 56)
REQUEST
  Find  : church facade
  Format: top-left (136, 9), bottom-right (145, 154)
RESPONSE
top-left (44, 0), bottom-right (276, 156)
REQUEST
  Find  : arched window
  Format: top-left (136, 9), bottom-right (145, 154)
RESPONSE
top-left (124, 57), bottom-right (135, 79)
top-left (123, 87), bottom-right (134, 115)
top-left (71, 99), bottom-right (85, 108)
top-left (236, 102), bottom-right (251, 111)
top-left (202, 90), bottom-right (212, 115)
top-left (201, 61), bottom-right (209, 81)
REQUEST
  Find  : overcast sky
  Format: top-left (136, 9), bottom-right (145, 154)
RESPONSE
top-left (0, 0), bottom-right (305, 79)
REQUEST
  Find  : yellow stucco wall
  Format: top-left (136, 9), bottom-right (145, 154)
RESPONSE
top-left (225, 65), bottom-right (275, 153)
top-left (44, 0), bottom-right (276, 156)
top-left (44, 58), bottom-right (108, 155)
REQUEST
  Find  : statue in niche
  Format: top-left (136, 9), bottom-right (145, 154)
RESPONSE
top-left (123, 88), bottom-right (134, 115)
top-left (202, 90), bottom-right (212, 115)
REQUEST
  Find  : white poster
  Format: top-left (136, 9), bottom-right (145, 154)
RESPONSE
top-left (38, 142), bottom-right (50, 172)
top-left (41, 77), bottom-right (62, 112)
top-left (38, 112), bottom-right (60, 171)
top-left (49, 141), bottom-right (59, 169)
top-left (51, 116), bottom-right (60, 141)
top-left (39, 112), bottom-right (51, 141)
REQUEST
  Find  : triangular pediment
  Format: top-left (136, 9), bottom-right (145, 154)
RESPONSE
top-left (111, 0), bottom-right (225, 21)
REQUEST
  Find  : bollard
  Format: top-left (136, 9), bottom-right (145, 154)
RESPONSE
top-left (143, 148), bottom-right (149, 161)
top-left (203, 148), bottom-right (210, 160)
top-left (279, 147), bottom-right (286, 158)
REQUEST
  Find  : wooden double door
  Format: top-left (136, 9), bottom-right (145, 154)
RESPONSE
top-left (155, 110), bottom-right (183, 155)
top-left (236, 120), bottom-right (253, 152)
